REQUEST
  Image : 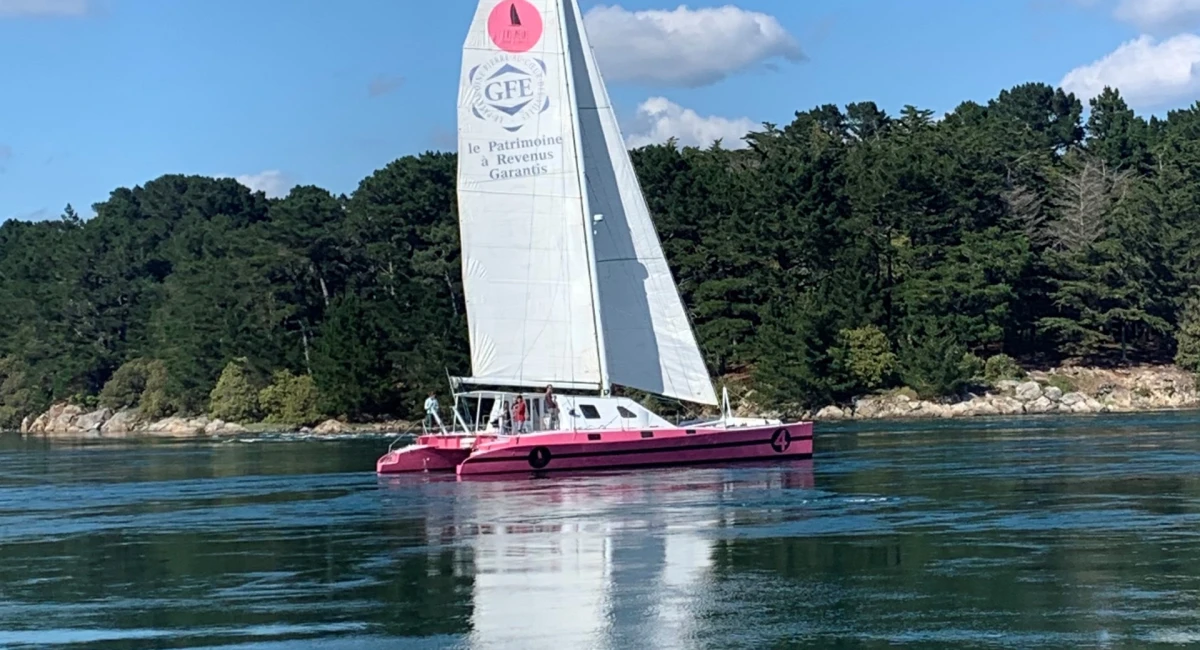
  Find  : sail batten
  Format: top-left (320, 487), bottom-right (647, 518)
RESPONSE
top-left (456, 0), bottom-right (717, 406)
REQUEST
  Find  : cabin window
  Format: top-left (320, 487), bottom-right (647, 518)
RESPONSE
top-left (617, 406), bottom-right (636, 418)
top-left (579, 404), bottom-right (601, 419)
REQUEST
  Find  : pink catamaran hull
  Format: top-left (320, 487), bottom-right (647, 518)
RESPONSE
top-left (375, 421), bottom-right (813, 477)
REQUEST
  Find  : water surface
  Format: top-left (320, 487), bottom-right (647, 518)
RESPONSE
top-left (3, 411), bottom-right (1200, 649)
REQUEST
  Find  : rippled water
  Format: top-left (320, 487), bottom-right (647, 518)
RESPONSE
top-left (3, 411), bottom-right (1200, 649)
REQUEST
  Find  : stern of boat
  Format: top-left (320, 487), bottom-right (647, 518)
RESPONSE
top-left (375, 435), bottom-right (476, 474)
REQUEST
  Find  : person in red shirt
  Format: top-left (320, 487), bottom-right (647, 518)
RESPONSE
top-left (512, 395), bottom-right (528, 434)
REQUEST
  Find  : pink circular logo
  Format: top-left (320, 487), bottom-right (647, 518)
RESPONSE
top-left (488, 0), bottom-right (542, 53)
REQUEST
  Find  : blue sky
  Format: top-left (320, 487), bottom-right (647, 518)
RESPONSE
top-left (2, 0), bottom-right (1199, 221)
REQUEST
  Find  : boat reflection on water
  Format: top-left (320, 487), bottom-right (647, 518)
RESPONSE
top-left (374, 459), bottom-right (815, 489)
top-left (450, 459), bottom-right (816, 488)
top-left (376, 461), bottom-right (814, 649)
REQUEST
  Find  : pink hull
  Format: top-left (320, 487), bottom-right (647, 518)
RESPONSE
top-left (456, 422), bottom-right (813, 477)
top-left (375, 435), bottom-right (473, 473)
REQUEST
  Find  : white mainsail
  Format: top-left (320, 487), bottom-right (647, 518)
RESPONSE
top-left (457, 0), bottom-right (602, 391)
top-left (456, 0), bottom-right (718, 406)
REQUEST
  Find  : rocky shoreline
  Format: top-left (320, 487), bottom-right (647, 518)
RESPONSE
top-left (11, 365), bottom-right (1198, 438)
top-left (17, 403), bottom-right (407, 439)
top-left (803, 365), bottom-right (1199, 421)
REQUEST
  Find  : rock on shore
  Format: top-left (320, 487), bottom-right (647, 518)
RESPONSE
top-left (21, 404), bottom-right (247, 438)
top-left (803, 365), bottom-right (1198, 421)
top-left (17, 406), bottom-right (405, 438)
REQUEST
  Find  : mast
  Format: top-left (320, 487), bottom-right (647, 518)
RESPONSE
top-left (559, 0), bottom-right (610, 396)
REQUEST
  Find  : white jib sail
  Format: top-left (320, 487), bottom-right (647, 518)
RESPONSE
top-left (560, 0), bottom-right (718, 406)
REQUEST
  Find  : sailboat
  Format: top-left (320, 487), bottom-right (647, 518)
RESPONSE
top-left (375, 0), bottom-right (812, 477)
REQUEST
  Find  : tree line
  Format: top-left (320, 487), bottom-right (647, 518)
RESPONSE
top-left (2, 82), bottom-right (1199, 427)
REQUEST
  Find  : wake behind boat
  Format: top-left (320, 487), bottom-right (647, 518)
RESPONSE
top-left (376, 0), bottom-right (812, 477)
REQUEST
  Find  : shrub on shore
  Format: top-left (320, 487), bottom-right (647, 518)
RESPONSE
top-left (98, 358), bottom-right (174, 418)
top-left (258, 370), bottom-right (322, 428)
top-left (984, 354), bottom-right (1025, 384)
top-left (208, 359), bottom-right (261, 423)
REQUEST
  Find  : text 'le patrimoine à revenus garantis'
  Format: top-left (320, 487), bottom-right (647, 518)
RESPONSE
top-left (469, 135), bottom-right (564, 180)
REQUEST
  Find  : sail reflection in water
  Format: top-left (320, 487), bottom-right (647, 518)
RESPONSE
top-left (387, 463), bottom-right (816, 650)
top-left (468, 499), bottom-right (612, 647)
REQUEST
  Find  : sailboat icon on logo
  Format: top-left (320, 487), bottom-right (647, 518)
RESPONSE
top-left (485, 0), bottom-right (542, 53)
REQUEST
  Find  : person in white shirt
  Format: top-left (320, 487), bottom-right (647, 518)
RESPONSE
top-left (423, 391), bottom-right (439, 430)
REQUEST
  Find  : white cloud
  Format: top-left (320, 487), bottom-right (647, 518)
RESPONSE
top-left (583, 4), bottom-right (803, 87)
top-left (1114, 0), bottom-right (1200, 30)
top-left (625, 97), bottom-right (756, 149)
top-left (0, 0), bottom-right (89, 17)
top-left (218, 170), bottom-right (295, 199)
top-left (1060, 33), bottom-right (1200, 107)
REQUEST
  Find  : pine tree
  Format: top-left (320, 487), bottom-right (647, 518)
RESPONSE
top-left (1176, 293), bottom-right (1200, 373)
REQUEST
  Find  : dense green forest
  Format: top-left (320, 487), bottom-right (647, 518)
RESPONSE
top-left (2, 82), bottom-right (1200, 428)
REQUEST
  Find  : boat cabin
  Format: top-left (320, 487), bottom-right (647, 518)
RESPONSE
top-left (448, 390), bottom-right (672, 435)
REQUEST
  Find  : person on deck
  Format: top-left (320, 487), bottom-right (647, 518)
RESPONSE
top-left (513, 395), bottom-right (528, 434)
top-left (423, 391), bottom-right (439, 431)
top-left (499, 401), bottom-right (512, 434)
top-left (544, 384), bottom-right (559, 430)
